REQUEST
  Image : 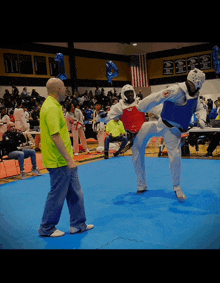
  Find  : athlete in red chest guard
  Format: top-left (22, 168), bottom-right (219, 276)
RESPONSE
top-left (120, 86), bottom-right (146, 134)
top-left (120, 103), bottom-right (147, 154)
top-left (98, 85), bottom-right (147, 155)
top-left (98, 85), bottom-right (162, 194)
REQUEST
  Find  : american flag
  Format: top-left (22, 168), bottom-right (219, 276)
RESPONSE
top-left (130, 54), bottom-right (148, 87)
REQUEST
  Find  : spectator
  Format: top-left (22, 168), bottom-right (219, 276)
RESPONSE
top-left (2, 122), bottom-right (42, 179)
top-left (1, 108), bottom-right (10, 124)
top-left (91, 93), bottom-right (97, 106)
top-left (209, 100), bottom-right (220, 120)
top-left (203, 131), bottom-right (220, 157)
top-left (28, 97), bottom-right (37, 111)
top-left (92, 102), bottom-right (105, 150)
top-left (104, 118), bottom-right (128, 159)
top-left (95, 86), bottom-right (101, 97)
top-left (203, 108), bottom-right (220, 157)
top-left (207, 98), bottom-right (213, 111)
top-left (3, 89), bottom-right (11, 102)
top-left (9, 110), bottom-right (15, 122)
top-left (29, 107), bottom-right (40, 130)
top-left (14, 104), bottom-right (27, 132)
top-left (31, 89), bottom-right (40, 99)
top-left (11, 85), bottom-right (19, 101)
top-left (21, 87), bottom-right (30, 100)
top-left (73, 87), bottom-right (79, 98)
top-left (14, 104), bottom-right (35, 144)
top-left (85, 106), bottom-right (93, 120)
top-left (0, 108), bottom-right (10, 141)
top-left (0, 98), bottom-right (4, 109)
top-left (78, 94), bottom-right (85, 106)
top-left (3, 89), bottom-right (14, 109)
top-left (66, 102), bottom-right (89, 156)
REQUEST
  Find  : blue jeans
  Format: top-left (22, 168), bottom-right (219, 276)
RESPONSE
top-left (105, 135), bottom-right (128, 152)
top-left (38, 166), bottom-right (86, 236)
top-left (8, 149), bottom-right (37, 171)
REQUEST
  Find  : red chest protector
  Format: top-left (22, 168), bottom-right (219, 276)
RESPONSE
top-left (121, 106), bottom-right (146, 133)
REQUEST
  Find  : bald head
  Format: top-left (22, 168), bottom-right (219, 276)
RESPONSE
top-left (46, 78), bottom-right (65, 94)
top-left (7, 122), bottom-right (15, 131)
top-left (46, 78), bottom-right (66, 103)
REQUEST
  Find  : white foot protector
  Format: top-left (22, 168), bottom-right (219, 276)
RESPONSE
top-left (173, 185), bottom-right (187, 200)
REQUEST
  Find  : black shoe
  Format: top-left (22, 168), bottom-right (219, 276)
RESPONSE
top-left (113, 151), bottom-right (120, 157)
top-left (104, 151), bottom-right (109, 159)
top-left (203, 152), bottom-right (213, 157)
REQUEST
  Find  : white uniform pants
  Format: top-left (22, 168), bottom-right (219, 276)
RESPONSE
top-left (132, 118), bottom-right (182, 191)
top-left (97, 130), bottom-right (105, 147)
top-left (72, 127), bottom-right (88, 154)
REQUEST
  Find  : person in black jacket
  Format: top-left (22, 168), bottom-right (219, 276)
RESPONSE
top-left (2, 122), bottom-right (42, 179)
top-left (203, 132), bottom-right (220, 157)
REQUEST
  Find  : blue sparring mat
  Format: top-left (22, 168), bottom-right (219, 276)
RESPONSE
top-left (0, 156), bottom-right (220, 249)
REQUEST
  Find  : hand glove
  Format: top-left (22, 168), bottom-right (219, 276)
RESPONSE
top-left (199, 119), bottom-right (206, 129)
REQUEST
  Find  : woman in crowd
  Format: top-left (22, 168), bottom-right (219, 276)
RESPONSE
top-left (65, 102), bottom-right (89, 156)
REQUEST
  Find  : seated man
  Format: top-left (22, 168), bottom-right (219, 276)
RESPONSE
top-left (203, 132), bottom-right (220, 157)
top-left (203, 108), bottom-right (220, 157)
top-left (0, 108), bottom-right (10, 141)
top-left (209, 100), bottom-right (220, 120)
top-left (2, 122), bottom-right (42, 179)
top-left (104, 119), bottom-right (128, 159)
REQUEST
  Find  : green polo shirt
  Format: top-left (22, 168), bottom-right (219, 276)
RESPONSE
top-left (106, 120), bottom-right (126, 137)
top-left (40, 96), bottom-right (73, 168)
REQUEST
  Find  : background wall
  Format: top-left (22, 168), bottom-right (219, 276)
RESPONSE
top-left (0, 48), bottom-right (71, 79)
top-left (0, 43), bottom-right (131, 90)
top-left (148, 50), bottom-right (214, 80)
top-left (76, 57), bottom-right (130, 81)
top-left (1, 43), bottom-right (220, 104)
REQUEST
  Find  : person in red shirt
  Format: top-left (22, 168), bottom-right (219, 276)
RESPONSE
top-left (9, 110), bottom-right (15, 122)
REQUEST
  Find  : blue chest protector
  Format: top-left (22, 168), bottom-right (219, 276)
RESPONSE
top-left (161, 97), bottom-right (198, 131)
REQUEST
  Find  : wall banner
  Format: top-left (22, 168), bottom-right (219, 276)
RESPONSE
top-left (163, 60), bottom-right (174, 75)
top-left (175, 58), bottom-right (187, 74)
top-left (187, 56), bottom-right (199, 71)
top-left (162, 52), bottom-right (213, 77)
top-left (199, 54), bottom-right (212, 70)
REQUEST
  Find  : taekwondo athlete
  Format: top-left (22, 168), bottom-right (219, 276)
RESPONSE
top-left (97, 84), bottom-right (161, 188)
top-left (133, 68), bottom-right (206, 199)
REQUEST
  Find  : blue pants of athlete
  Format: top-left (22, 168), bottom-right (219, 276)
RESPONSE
top-left (8, 149), bottom-right (37, 171)
top-left (38, 166), bottom-right (86, 236)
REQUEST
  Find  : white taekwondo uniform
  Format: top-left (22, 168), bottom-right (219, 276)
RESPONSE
top-left (133, 82), bottom-right (206, 194)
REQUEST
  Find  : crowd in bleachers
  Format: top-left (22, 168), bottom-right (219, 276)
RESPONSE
top-left (0, 86), bottom-right (45, 132)
top-left (0, 85), bottom-right (144, 140)
top-left (0, 86), bottom-right (123, 124)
